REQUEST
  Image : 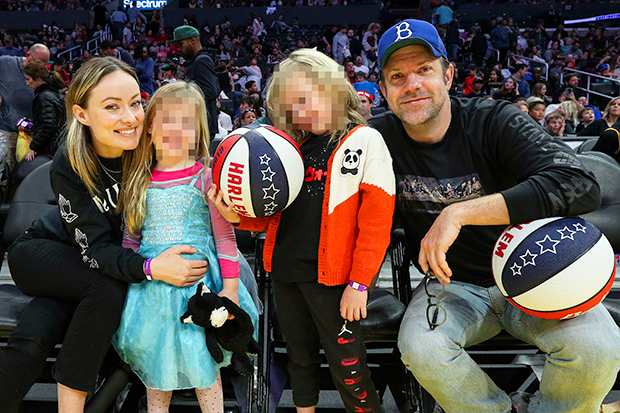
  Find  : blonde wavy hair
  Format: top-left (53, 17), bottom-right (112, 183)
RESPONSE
top-left (560, 100), bottom-right (579, 125)
top-left (65, 57), bottom-right (139, 197)
top-left (265, 48), bottom-right (366, 144)
top-left (602, 97), bottom-right (620, 123)
top-left (118, 81), bottom-right (210, 235)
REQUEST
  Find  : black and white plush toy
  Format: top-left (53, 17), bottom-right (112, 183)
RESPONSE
top-left (181, 282), bottom-right (260, 376)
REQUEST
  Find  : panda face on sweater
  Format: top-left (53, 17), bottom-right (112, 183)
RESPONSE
top-left (341, 148), bottom-right (362, 175)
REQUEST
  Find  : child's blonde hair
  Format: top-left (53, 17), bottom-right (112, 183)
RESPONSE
top-left (119, 81), bottom-right (210, 235)
top-left (265, 48), bottom-right (366, 144)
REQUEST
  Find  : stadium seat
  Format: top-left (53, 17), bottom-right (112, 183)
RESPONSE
top-left (575, 138), bottom-right (598, 153)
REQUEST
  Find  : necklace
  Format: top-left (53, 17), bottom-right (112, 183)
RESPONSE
top-left (97, 156), bottom-right (121, 185)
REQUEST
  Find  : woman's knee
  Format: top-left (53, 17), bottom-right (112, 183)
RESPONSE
top-left (85, 275), bottom-right (127, 312)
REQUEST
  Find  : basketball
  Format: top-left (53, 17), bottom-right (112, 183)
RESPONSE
top-left (211, 124), bottom-right (304, 218)
top-left (492, 217), bottom-right (616, 320)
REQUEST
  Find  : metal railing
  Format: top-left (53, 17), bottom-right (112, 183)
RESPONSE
top-left (560, 68), bottom-right (620, 102)
top-left (506, 54), bottom-right (549, 80)
top-left (86, 28), bottom-right (111, 55)
top-left (56, 44), bottom-right (82, 62)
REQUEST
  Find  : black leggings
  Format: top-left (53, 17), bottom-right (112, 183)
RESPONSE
top-left (1, 231), bottom-right (127, 409)
top-left (272, 280), bottom-right (384, 413)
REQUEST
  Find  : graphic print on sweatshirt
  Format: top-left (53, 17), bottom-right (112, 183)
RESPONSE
top-left (396, 173), bottom-right (484, 214)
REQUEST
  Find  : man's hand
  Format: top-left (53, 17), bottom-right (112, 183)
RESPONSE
top-left (25, 150), bottom-right (36, 161)
top-left (418, 193), bottom-right (510, 286)
top-left (340, 285), bottom-right (368, 321)
top-left (418, 206), bottom-right (462, 285)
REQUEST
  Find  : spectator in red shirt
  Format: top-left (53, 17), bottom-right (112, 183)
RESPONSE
top-left (462, 63), bottom-right (477, 95)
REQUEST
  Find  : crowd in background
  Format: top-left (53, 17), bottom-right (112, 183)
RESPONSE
top-left (1, 0), bottom-right (620, 180)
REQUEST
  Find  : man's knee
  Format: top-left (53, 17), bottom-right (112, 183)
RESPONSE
top-left (398, 318), bottom-right (454, 372)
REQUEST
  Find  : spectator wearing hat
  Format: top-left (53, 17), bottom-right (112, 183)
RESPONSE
top-left (465, 77), bottom-right (487, 98)
top-left (462, 63), bottom-right (478, 96)
top-left (370, 18), bottom-right (620, 413)
top-left (353, 81), bottom-right (375, 120)
top-left (140, 92), bottom-right (150, 110)
top-left (511, 62), bottom-right (530, 98)
top-left (161, 64), bottom-right (178, 84)
top-left (173, 24), bottom-right (219, 137)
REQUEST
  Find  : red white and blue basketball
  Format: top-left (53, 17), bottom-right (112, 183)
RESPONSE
top-left (492, 217), bottom-right (615, 320)
top-left (211, 124), bottom-right (304, 218)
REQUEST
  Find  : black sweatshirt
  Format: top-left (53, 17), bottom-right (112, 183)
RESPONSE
top-left (370, 97), bottom-right (601, 287)
top-left (30, 144), bottom-right (147, 283)
top-left (592, 118), bottom-right (620, 163)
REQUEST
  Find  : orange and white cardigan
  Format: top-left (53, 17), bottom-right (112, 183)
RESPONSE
top-left (237, 125), bottom-right (396, 287)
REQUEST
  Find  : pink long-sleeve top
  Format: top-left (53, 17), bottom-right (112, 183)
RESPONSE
top-left (123, 162), bottom-right (240, 278)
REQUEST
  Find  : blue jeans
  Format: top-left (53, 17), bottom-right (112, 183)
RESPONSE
top-left (398, 279), bottom-right (620, 413)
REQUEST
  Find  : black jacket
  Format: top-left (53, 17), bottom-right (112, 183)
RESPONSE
top-left (30, 82), bottom-right (66, 157)
top-left (184, 48), bottom-right (219, 137)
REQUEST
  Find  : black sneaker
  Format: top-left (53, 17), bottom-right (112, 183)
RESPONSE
top-left (510, 391), bottom-right (533, 413)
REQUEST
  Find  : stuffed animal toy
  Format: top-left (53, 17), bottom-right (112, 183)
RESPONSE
top-left (181, 282), bottom-right (259, 376)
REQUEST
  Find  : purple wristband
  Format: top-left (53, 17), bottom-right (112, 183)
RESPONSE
top-left (348, 280), bottom-right (368, 292)
top-left (144, 258), bottom-right (153, 281)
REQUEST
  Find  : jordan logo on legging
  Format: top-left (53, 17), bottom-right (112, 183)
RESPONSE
top-left (338, 321), bottom-right (353, 336)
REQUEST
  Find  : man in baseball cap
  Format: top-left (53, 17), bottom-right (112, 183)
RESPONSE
top-left (172, 24), bottom-right (219, 137)
top-left (353, 81), bottom-right (375, 120)
top-left (369, 19), bottom-right (617, 413)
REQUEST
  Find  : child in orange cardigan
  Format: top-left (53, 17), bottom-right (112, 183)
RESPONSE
top-left (208, 48), bottom-right (395, 413)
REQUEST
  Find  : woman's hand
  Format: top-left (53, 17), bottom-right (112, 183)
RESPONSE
top-left (207, 184), bottom-right (241, 224)
top-left (25, 150), bottom-right (36, 162)
top-left (150, 245), bottom-right (208, 287)
top-left (340, 285), bottom-right (368, 322)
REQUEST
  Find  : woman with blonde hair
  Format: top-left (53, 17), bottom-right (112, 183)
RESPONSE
top-left (2, 57), bottom-right (205, 413)
top-left (209, 48), bottom-right (395, 413)
top-left (578, 96), bottom-right (620, 136)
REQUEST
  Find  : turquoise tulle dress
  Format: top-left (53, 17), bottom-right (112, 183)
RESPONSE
top-left (112, 170), bottom-right (259, 391)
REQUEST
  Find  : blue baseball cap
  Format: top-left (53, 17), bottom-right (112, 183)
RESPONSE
top-left (353, 81), bottom-right (375, 102)
top-left (378, 19), bottom-right (448, 69)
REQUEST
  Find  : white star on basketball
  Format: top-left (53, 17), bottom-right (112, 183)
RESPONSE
top-left (259, 154), bottom-right (271, 165)
top-left (573, 223), bottom-right (587, 233)
top-left (510, 262), bottom-right (522, 276)
top-left (261, 167), bottom-right (276, 182)
top-left (264, 201), bottom-right (278, 214)
top-left (520, 249), bottom-right (538, 267)
top-left (536, 234), bottom-right (561, 255)
top-left (262, 184), bottom-right (280, 200)
top-left (557, 226), bottom-right (576, 240)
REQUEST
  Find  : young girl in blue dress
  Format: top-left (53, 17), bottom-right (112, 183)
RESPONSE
top-left (113, 81), bottom-right (259, 413)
